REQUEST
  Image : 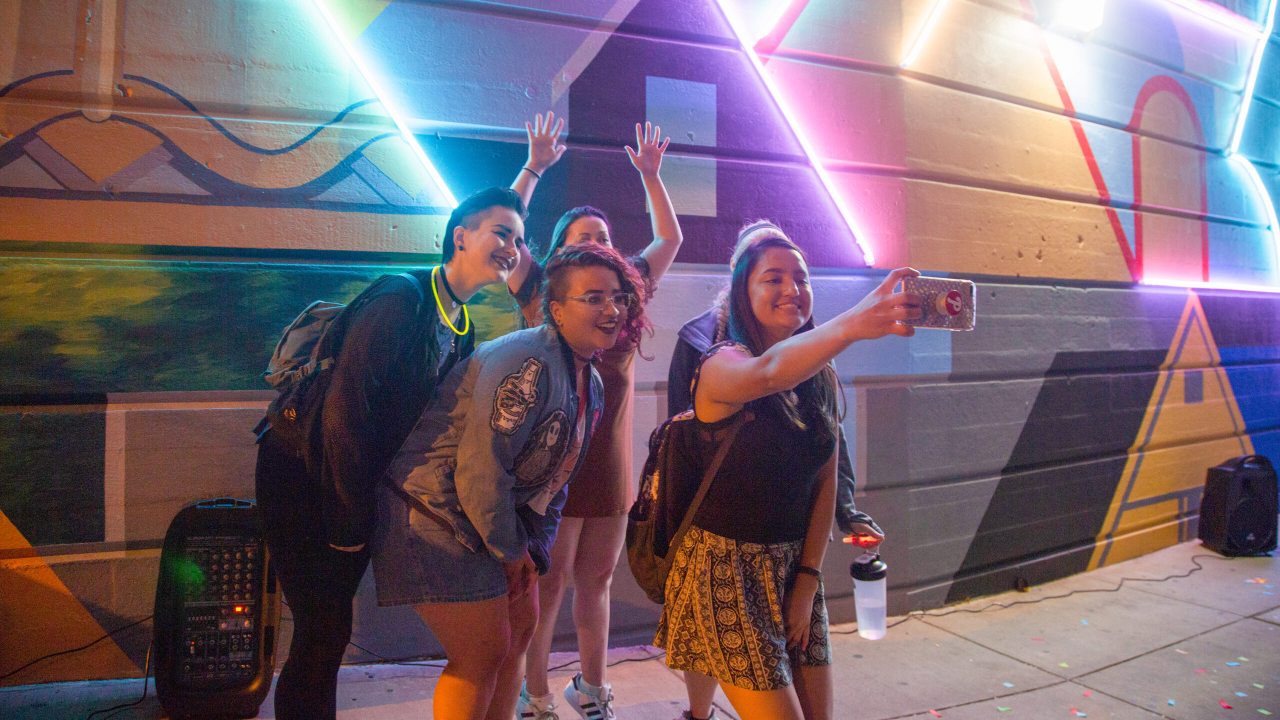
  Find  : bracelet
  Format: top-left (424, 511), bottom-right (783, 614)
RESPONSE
top-left (521, 166), bottom-right (542, 180)
top-left (795, 565), bottom-right (822, 580)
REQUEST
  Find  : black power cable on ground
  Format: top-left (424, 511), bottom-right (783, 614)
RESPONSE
top-left (84, 641), bottom-right (153, 720)
top-left (0, 615), bottom-right (152, 682)
top-left (15, 552), bottom-right (1247, 714)
top-left (831, 553), bottom-right (1233, 635)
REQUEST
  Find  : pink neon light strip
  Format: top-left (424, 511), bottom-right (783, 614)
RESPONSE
top-left (714, 0), bottom-right (875, 266)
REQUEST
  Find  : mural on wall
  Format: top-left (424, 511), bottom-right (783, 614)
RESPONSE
top-left (1, 0), bottom-right (1278, 685)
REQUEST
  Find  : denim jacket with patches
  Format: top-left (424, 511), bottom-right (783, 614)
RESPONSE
top-left (384, 324), bottom-right (604, 573)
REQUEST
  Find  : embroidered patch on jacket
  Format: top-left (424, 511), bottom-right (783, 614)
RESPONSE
top-left (491, 357), bottom-right (543, 435)
top-left (513, 409), bottom-right (570, 489)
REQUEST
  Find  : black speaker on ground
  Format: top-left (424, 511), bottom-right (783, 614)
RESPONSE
top-left (154, 498), bottom-right (280, 719)
top-left (1198, 455), bottom-right (1277, 557)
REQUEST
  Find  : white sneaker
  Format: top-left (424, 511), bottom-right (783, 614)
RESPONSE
top-left (677, 711), bottom-right (719, 720)
top-left (517, 684), bottom-right (560, 720)
top-left (563, 673), bottom-right (615, 720)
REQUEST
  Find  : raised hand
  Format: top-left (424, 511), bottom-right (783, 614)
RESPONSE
top-left (525, 111), bottom-right (566, 175)
top-left (625, 121), bottom-right (671, 178)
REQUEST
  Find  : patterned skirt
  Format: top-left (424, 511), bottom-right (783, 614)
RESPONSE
top-left (654, 526), bottom-right (831, 691)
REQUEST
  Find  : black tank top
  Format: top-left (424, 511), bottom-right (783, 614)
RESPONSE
top-left (688, 399), bottom-right (837, 544)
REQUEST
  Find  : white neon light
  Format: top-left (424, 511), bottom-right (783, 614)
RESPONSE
top-left (900, 0), bottom-right (952, 69)
top-left (1228, 0), bottom-right (1278, 154)
top-left (714, 0), bottom-right (875, 265)
top-left (1227, 153), bottom-right (1280, 287)
top-left (309, 0), bottom-right (458, 207)
top-left (1054, 0), bottom-right (1107, 34)
top-left (1141, 276), bottom-right (1280, 294)
top-left (754, 0), bottom-right (797, 44)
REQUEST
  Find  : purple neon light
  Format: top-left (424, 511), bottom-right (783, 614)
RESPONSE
top-left (714, 0), bottom-right (875, 266)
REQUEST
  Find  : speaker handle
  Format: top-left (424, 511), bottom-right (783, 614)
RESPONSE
top-left (1229, 455), bottom-right (1275, 471)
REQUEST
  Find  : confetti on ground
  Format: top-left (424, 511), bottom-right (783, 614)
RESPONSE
top-left (1239, 657), bottom-right (1251, 662)
top-left (1059, 662), bottom-right (1070, 668)
top-left (1083, 690), bottom-right (1092, 698)
top-left (1228, 662), bottom-right (1242, 667)
top-left (928, 710), bottom-right (942, 718)
top-left (1246, 577), bottom-right (1268, 584)
top-left (1032, 636), bottom-right (1045, 642)
top-left (996, 706), bottom-right (1012, 713)
top-left (1081, 619), bottom-right (1089, 625)
top-left (1074, 712), bottom-right (1087, 718)
top-left (1003, 682), bottom-right (1014, 688)
top-left (1168, 699), bottom-right (1176, 706)
top-left (1255, 684), bottom-right (1266, 689)
top-left (1223, 700), bottom-right (1235, 709)
top-left (1196, 668), bottom-right (1209, 674)
top-left (1238, 692), bottom-right (1250, 697)
top-left (1175, 648), bottom-right (1189, 654)
top-left (1258, 709), bottom-right (1272, 716)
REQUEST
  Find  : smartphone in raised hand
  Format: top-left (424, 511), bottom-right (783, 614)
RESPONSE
top-left (902, 276), bottom-right (976, 331)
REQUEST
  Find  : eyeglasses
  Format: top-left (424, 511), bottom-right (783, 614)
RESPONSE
top-left (564, 291), bottom-right (635, 311)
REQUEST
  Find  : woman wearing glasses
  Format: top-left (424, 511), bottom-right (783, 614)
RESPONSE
top-left (507, 113), bottom-right (682, 719)
top-left (371, 244), bottom-right (650, 720)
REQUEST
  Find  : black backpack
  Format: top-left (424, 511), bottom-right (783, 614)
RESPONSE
top-left (255, 272), bottom-right (425, 470)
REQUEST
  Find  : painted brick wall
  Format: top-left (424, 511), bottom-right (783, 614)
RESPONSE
top-left (1, 0), bottom-right (1277, 685)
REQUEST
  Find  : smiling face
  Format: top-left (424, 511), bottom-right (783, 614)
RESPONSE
top-left (560, 215), bottom-right (611, 251)
top-left (452, 206), bottom-right (524, 287)
top-left (549, 265), bottom-right (627, 358)
top-left (747, 246), bottom-right (812, 346)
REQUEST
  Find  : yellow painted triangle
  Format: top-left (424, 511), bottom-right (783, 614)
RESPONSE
top-left (318, 0), bottom-right (390, 39)
top-left (0, 512), bottom-right (141, 684)
top-left (1089, 292), bottom-right (1252, 568)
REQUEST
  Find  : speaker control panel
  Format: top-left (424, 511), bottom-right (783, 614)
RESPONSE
top-left (176, 536), bottom-right (264, 687)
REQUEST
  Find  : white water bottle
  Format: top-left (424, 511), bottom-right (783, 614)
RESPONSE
top-left (850, 553), bottom-right (888, 640)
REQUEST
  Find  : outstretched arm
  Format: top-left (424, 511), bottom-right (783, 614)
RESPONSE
top-left (695, 268), bottom-right (923, 421)
top-left (627, 121), bottom-right (683, 283)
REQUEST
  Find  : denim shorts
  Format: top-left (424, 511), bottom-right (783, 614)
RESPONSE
top-left (371, 482), bottom-right (508, 606)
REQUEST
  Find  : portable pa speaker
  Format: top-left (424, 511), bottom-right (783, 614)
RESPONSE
top-left (1198, 455), bottom-right (1277, 556)
top-left (154, 498), bottom-right (280, 719)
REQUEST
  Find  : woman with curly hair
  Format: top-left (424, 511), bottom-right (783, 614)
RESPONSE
top-left (371, 243), bottom-right (650, 720)
top-left (507, 113), bottom-right (681, 719)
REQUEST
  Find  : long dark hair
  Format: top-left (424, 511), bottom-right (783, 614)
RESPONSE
top-left (725, 236), bottom-right (839, 434)
top-left (543, 243), bottom-right (652, 356)
top-left (541, 205), bottom-right (610, 262)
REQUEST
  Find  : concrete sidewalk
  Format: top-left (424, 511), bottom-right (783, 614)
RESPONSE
top-left (4, 538), bottom-right (1278, 719)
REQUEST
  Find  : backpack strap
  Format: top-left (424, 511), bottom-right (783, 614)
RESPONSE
top-left (687, 340), bottom-right (751, 412)
top-left (667, 341), bottom-right (754, 555)
top-left (397, 271), bottom-right (426, 304)
top-left (666, 409), bottom-right (751, 556)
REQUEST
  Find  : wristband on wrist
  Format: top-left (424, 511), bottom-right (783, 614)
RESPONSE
top-left (521, 166), bottom-right (542, 180)
top-left (795, 564), bottom-right (822, 580)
